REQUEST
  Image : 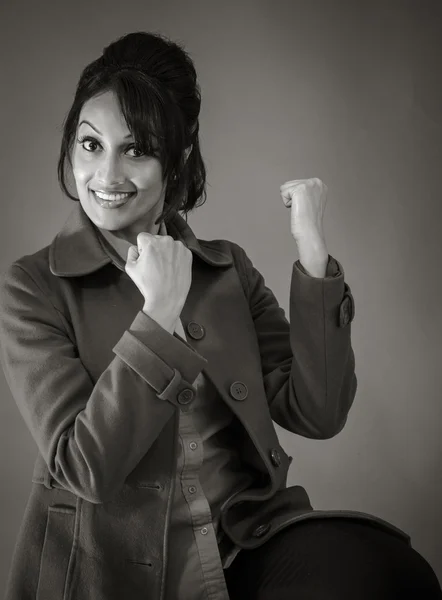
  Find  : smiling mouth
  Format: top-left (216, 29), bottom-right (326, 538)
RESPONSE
top-left (93, 190), bottom-right (136, 201)
top-left (92, 190), bottom-right (136, 208)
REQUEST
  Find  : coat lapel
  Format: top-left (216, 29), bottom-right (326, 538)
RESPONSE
top-left (49, 201), bottom-right (233, 277)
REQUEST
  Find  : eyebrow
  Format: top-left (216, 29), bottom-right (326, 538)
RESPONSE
top-left (78, 119), bottom-right (133, 139)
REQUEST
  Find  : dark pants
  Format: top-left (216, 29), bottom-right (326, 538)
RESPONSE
top-left (224, 518), bottom-right (442, 599)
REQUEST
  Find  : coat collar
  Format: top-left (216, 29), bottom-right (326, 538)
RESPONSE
top-left (49, 202), bottom-right (232, 277)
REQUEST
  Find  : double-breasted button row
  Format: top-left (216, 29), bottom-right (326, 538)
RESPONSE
top-left (185, 321), bottom-right (250, 403)
top-left (177, 388), bottom-right (194, 405)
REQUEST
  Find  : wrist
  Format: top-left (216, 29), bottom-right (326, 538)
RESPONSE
top-left (297, 246), bottom-right (329, 278)
top-left (142, 304), bottom-right (178, 335)
top-left (298, 257), bottom-right (328, 278)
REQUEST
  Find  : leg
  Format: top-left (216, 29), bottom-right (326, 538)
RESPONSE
top-left (224, 518), bottom-right (442, 600)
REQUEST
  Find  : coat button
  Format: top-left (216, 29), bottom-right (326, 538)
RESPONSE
top-left (187, 321), bottom-right (205, 340)
top-left (253, 523), bottom-right (272, 538)
top-left (270, 448), bottom-right (281, 467)
top-left (177, 388), bottom-right (195, 405)
top-left (229, 381), bottom-right (248, 401)
top-left (339, 286), bottom-right (355, 328)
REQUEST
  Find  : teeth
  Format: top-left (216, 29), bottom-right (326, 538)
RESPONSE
top-left (94, 191), bottom-right (133, 201)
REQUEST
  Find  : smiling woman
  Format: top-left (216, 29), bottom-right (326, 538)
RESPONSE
top-left (71, 90), bottom-right (169, 239)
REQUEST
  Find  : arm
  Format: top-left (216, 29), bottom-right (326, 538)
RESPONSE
top-left (0, 262), bottom-right (207, 504)
top-left (236, 245), bottom-right (357, 439)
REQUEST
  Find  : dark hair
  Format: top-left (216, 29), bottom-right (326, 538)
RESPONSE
top-left (57, 31), bottom-right (207, 225)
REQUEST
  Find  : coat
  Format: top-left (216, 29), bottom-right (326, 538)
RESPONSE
top-left (0, 202), bottom-right (410, 600)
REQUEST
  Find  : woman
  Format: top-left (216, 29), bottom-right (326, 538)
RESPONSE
top-left (0, 31), bottom-right (440, 600)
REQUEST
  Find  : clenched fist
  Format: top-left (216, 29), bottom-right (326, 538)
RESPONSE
top-left (125, 233), bottom-right (193, 334)
top-left (280, 177), bottom-right (328, 244)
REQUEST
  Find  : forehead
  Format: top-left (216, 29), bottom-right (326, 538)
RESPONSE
top-left (78, 91), bottom-right (131, 137)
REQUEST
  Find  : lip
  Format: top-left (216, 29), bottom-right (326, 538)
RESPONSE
top-left (92, 190), bottom-right (136, 209)
top-left (93, 190), bottom-right (135, 194)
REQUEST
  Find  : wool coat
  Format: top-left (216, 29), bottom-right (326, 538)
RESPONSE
top-left (0, 203), bottom-right (410, 600)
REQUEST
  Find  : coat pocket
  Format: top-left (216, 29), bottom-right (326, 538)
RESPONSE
top-left (36, 505), bottom-right (77, 600)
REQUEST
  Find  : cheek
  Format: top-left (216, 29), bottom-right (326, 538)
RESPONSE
top-left (72, 167), bottom-right (89, 186)
top-left (72, 154), bottom-right (93, 186)
top-left (133, 164), bottom-right (164, 192)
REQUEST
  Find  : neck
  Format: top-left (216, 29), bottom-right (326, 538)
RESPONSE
top-left (98, 219), bottom-right (166, 262)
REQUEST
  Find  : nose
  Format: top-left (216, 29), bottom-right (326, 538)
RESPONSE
top-left (96, 154), bottom-right (126, 186)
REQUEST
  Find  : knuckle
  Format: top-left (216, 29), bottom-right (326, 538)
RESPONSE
top-left (137, 232), bottom-right (149, 244)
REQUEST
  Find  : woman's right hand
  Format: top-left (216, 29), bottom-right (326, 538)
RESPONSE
top-left (125, 232), bottom-right (193, 333)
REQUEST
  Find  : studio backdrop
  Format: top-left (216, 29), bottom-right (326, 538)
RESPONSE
top-left (0, 0), bottom-right (441, 590)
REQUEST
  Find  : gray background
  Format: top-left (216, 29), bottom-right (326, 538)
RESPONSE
top-left (1, 0), bottom-right (441, 590)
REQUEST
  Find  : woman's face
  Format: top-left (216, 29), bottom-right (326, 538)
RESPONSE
top-left (71, 90), bottom-right (167, 240)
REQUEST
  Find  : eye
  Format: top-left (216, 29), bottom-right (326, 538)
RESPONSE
top-left (77, 136), bottom-right (100, 152)
top-left (126, 145), bottom-right (146, 158)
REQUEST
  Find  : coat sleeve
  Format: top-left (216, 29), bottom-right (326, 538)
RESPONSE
top-left (0, 262), bottom-right (208, 504)
top-left (234, 244), bottom-right (357, 439)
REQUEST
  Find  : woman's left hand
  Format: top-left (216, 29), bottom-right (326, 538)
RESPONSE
top-left (280, 177), bottom-right (328, 247)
